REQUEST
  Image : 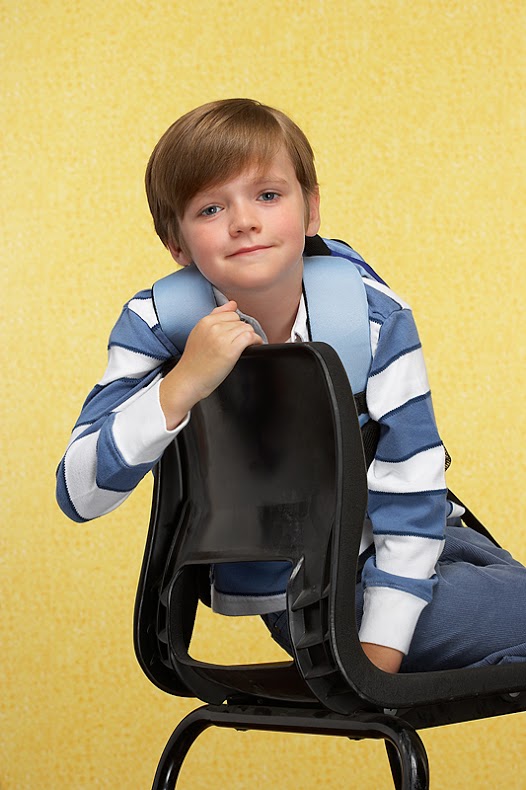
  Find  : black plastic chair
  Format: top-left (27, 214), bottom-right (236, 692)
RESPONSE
top-left (134, 342), bottom-right (526, 790)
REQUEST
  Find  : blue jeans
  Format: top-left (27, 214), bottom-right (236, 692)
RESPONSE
top-left (262, 526), bottom-right (526, 671)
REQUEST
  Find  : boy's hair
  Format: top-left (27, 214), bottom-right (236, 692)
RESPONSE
top-left (145, 98), bottom-right (318, 249)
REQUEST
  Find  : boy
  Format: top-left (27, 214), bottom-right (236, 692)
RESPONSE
top-left (57, 98), bottom-right (526, 674)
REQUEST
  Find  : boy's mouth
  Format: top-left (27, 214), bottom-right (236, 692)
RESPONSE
top-left (228, 245), bottom-right (271, 257)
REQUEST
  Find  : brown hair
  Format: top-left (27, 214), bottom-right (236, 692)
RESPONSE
top-left (145, 98), bottom-right (318, 248)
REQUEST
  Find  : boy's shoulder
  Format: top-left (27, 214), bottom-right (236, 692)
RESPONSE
top-left (122, 287), bottom-right (158, 325)
top-left (321, 238), bottom-right (412, 324)
top-left (361, 274), bottom-right (412, 325)
top-left (109, 286), bottom-right (179, 359)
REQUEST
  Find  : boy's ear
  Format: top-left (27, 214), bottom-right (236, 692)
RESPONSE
top-left (167, 242), bottom-right (192, 267)
top-left (305, 187), bottom-right (321, 237)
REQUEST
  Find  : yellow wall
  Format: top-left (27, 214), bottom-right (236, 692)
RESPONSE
top-left (2, 1), bottom-right (525, 787)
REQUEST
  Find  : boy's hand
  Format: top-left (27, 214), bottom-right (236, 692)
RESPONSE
top-left (160, 301), bottom-right (264, 429)
top-left (361, 642), bottom-right (404, 673)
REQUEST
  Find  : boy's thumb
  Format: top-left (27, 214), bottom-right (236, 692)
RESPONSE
top-left (213, 300), bottom-right (238, 313)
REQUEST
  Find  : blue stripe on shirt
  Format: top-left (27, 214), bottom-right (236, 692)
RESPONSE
top-left (367, 306), bottom-right (421, 375)
top-left (367, 489), bottom-right (447, 540)
top-left (74, 369), bottom-right (161, 429)
top-left (362, 556), bottom-right (438, 602)
top-left (96, 414), bottom-right (154, 492)
top-left (374, 394), bottom-right (442, 462)
top-left (108, 303), bottom-right (172, 359)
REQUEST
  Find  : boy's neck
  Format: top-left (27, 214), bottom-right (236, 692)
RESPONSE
top-left (226, 280), bottom-right (303, 345)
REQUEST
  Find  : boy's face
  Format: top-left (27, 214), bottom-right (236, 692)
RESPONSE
top-left (170, 147), bottom-right (320, 301)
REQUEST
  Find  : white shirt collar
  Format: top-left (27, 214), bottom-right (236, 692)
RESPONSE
top-left (290, 294), bottom-right (309, 343)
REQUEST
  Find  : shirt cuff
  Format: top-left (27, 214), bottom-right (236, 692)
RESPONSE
top-left (358, 586), bottom-right (427, 654)
top-left (111, 378), bottom-right (190, 467)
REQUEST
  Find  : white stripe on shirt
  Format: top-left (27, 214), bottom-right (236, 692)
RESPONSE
top-left (98, 346), bottom-right (164, 385)
top-left (128, 297), bottom-right (159, 328)
top-left (368, 444), bottom-right (446, 494)
top-left (367, 347), bottom-right (430, 420)
top-left (373, 533), bottom-right (445, 578)
top-left (64, 430), bottom-right (131, 520)
top-left (112, 379), bottom-right (186, 466)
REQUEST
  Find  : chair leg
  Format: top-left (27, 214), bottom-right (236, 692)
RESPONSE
top-left (385, 740), bottom-right (403, 789)
top-left (384, 731), bottom-right (429, 790)
top-left (152, 706), bottom-right (213, 790)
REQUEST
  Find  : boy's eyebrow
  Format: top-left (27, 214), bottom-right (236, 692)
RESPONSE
top-left (251, 175), bottom-right (289, 185)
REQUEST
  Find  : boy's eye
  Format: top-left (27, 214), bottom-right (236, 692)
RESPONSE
top-left (200, 205), bottom-right (222, 217)
top-left (258, 191), bottom-right (280, 202)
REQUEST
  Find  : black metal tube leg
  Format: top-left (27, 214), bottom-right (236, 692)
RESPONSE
top-left (152, 707), bottom-right (212, 790)
top-left (384, 728), bottom-right (429, 790)
top-left (385, 740), bottom-right (403, 790)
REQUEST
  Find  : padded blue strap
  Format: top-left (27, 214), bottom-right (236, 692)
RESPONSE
top-left (303, 255), bottom-right (371, 394)
top-left (152, 264), bottom-right (216, 355)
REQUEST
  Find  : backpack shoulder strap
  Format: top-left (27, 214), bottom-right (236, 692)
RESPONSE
top-left (303, 254), bottom-right (371, 396)
top-left (321, 237), bottom-right (387, 285)
top-left (152, 264), bottom-right (216, 354)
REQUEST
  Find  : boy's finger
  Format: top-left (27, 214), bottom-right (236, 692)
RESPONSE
top-left (229, 323), bottom-right (265, 347)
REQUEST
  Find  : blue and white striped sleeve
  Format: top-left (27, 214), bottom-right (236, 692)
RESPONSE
top-left (358, 282), bottom-right (447, 654)
top-left (56, 290), bottom-right (188, 523)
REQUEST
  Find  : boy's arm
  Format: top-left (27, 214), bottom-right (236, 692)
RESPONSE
top-left (361, 643), bottom-right (404, 673)
top-left (359, 301), bottom-right (447, 667)
top-left (56, 294), bottom-right (262, 522)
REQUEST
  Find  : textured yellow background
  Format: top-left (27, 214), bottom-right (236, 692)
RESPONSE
top-left (2, 1), bottom-right (525, 788)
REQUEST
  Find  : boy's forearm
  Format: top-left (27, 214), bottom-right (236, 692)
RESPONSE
top-left (159, 364), bottom-right (201, 430)
top-left (57, 376), bottom-right (183, 521)
top-left (56, 291), bottom-right (179, 522)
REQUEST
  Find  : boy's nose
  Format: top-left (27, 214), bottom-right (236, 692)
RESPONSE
top-left (229, 204), bottom-right (261, 234)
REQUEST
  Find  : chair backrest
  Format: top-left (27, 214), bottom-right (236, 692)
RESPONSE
top-left (134, 342), bottom-right (368, 707)
top-left (135, 342), bottom-right (526, 724)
